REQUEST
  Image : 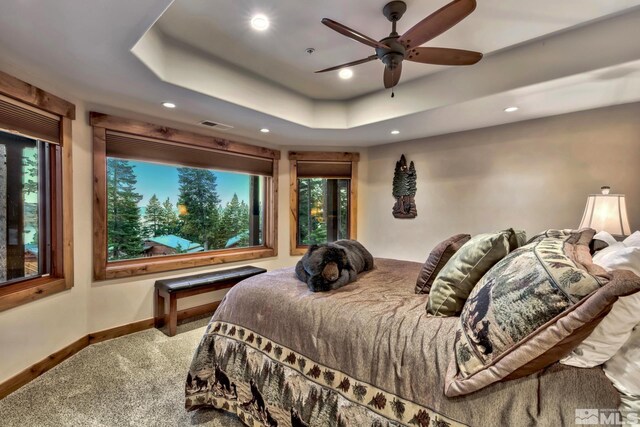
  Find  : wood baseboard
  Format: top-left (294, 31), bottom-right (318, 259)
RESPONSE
top-left (0, 301), bottom-right (219, 400)
top-left (0, 336), bottom-right (89, 399)
top-left (88, 318), bottom-right (155, 345)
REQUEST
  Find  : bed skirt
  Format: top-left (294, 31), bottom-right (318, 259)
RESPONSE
top-left (186, 321), bottom-right (465, 427)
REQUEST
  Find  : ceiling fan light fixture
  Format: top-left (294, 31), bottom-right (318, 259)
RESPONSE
top-left (504, 106), bottom-right (519, 113)
top-left (251, 14), bottom-right (270, 31)
top-left (338, 69), bottom-right (353, 80)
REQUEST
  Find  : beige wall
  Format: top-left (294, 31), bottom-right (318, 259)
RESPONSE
top-left (360, 102), bottom-right (640, 263)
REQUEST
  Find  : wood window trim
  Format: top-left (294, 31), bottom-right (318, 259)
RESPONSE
top-left (0, 71), bottom-right (75, 120)
top-left (91, 113), bottom-right (280, 281)
top-left (288, 152), bottom-right (359, 256)
top-left (0, 74), bottom-right (75, 313)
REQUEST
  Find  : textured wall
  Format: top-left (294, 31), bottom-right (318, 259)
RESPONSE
top-left (360, 102), bottom-right (640, 262)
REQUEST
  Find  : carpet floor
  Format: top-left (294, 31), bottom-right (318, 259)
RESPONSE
top-left (0, 318), bottom-right (243, 427)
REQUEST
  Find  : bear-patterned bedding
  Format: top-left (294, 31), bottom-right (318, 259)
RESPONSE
top-left (185, 258), bottom-right (619, 427)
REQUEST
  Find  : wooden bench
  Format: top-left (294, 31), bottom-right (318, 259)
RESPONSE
top-left (154, 266), bottom-right (266, 336)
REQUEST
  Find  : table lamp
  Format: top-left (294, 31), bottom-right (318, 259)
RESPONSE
top-left (579, 186), bottom-right (631, 237)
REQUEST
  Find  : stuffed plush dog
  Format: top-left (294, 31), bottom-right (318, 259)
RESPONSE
top-left (295, 239), bottom-right (374, 292)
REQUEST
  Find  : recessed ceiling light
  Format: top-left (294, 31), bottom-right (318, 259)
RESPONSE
top-left (251, 14), bottom-right (270, 31)
top-left (391, 130), bottom-right (400, 135)
top-left (339, 69), bottom-right (353, 80)
top-left (504, 106), bottom-right (519, 113)
top-left (162, 102), bottom-right (176, 109)
top-left (260, 128), bottom-right (270, 133)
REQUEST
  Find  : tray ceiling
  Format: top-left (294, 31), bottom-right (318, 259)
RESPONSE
top-left (0, 0), bottom-right (639, 146)
top-left (152, 0), bottom-right (640, 100)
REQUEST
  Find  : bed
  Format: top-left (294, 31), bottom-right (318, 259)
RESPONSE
top-left (185, 259), bottom-right (620, 427)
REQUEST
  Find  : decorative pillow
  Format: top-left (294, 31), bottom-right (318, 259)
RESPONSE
top-left (426, 229), bottom-right (514, 317)
top-left (443, 230), bottom-right (640, 397)
top-left (526, 228), bottom-right (594, 246)
top-left (509, 230), bottom-right (527, 252)
top-left (415, 234), bottom-right (471, 294)
top-left (561, 240), bottom-right (640, 368)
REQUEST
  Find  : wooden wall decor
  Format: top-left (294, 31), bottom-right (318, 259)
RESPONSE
top-left (392, 154), bottom-right (417, 218)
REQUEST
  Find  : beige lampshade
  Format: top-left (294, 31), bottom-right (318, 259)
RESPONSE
top-left (579, 188), bottom-right (631, 236)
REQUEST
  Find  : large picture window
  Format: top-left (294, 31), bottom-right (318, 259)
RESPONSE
top-left (0, 70), bottom-right (75, 312)
top-left (106, 158), bottom-right (265, 261)
top-left (289, 152), bottom-right (358, 255)
top-left (92, 113), bottom-right (279, 280)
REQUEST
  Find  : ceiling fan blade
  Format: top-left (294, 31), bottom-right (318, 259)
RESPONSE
top-left (399, 0), bottom-right (476, 49)
top-left (384, 63), bottom-right (403, 89)
top-left (322, 18), bottom-right (389, 50)
top-left (406, 47), bottom-right (482, 65)
top-left (315, 55), bottom-right (378, 73)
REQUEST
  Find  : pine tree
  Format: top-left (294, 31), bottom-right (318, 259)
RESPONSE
top-left (392, 157), bottom-right (409, 198)
top-left (407, 161), bottom-right (417, 197)
top-left (220, 193), bottom-right (243, 245)
top-left (303, 387), bottom-right (319, 421)
top-left (297, 179), bottom-right (311, 244)
top-left (177, 168), bottom-right (221, 249)
top-left (22, 146), bottom-right (38, 196)
top-left (238, 200), bottom-right (250, 246)
top-left (282, 383), bottom-right (294, 410)
top-left (161, 197), bottom-right (180, 235)
top-left (107, 159), bottom-right (143, 260)
top-left (143, 194), bottom-right (164, 237)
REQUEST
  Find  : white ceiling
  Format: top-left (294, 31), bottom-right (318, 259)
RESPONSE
top-left (0, 0), bottom-right (639, 147)
top-left (156, 0), bottom-right (640, 100)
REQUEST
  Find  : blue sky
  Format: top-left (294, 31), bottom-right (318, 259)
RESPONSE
top-left (129, 160), bottom-right (251, 208)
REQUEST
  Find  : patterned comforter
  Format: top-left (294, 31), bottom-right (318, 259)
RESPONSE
top-left (185, 259), bottom-right (619, 427)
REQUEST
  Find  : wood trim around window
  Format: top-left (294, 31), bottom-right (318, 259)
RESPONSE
top-left (0, 71), bottom-right (75, 120)
top-left (0, 74), bottom-right (75, 312)
top-left (92, 113), bottom-right (279, 281)
top-left (288, 152), bottom-right (359, 256)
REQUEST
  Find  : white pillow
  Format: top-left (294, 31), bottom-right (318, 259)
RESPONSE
top-left (592, 242), bottom-right (626, 264)
top-left (594, 231), bottom-right (619, 247)
top-left (625, 231), bottom-right (640, 248)
top-left (561, 244), bottom-right (640, 368)
top-left (604, 326), bottom-right (640, 426)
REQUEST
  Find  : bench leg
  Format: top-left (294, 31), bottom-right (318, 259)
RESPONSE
top-left (168, 293), bottom-right (178, 337)
top-left (154, 289), bottom-right (165, 328)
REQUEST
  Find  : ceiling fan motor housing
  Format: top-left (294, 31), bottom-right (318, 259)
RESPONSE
top-left (377, 37), bottom-right (406, 69)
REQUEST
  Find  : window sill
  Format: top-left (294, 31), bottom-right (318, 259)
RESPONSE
top-left (0, 277), bottom-right (70, 312)
top-left (290, 246), bottom-right (308, 256)
top-left (99, 247), bottom-right (276, 280)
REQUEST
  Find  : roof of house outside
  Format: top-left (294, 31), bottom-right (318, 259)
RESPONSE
top-left (145, 235), bottom-right (203, 252)
top-left (225, 230), bottom-right (249, 248)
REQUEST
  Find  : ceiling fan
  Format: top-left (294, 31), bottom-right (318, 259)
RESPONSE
top-left (316, 0), bottom-right (483, 96)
